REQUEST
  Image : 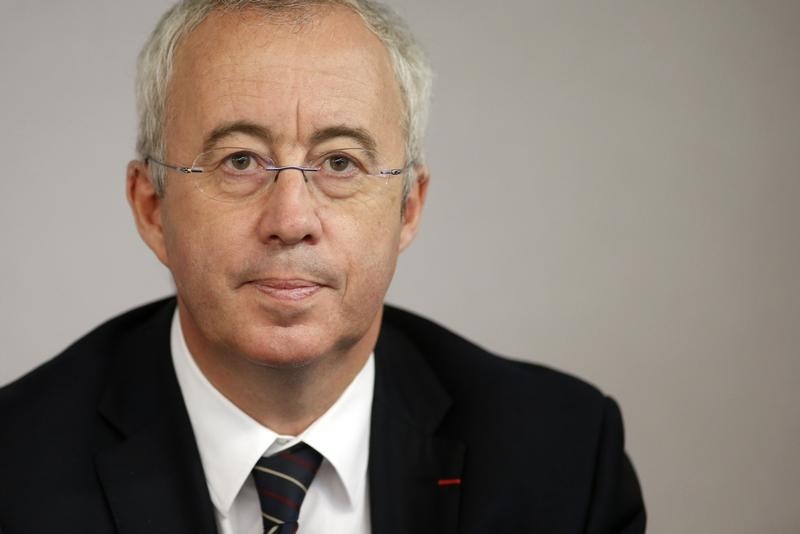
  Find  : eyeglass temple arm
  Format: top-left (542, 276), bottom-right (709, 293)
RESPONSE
top-left (146, 157), bottom-right (203, 174)
top-left (379, 160), bottom-right (416, 176)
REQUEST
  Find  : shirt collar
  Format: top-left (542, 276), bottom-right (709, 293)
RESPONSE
top-left (170, 308), bottom-right (374, 517)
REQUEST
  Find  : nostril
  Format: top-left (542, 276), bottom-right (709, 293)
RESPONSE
top-left (266, 231), bottom-right (317, 247)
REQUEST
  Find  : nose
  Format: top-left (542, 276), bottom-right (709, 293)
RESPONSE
top-left (256, 167), bottom-right (322, 246)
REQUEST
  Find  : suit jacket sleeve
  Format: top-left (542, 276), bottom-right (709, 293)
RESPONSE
top-left (584, 397), bottom-right (646, 534)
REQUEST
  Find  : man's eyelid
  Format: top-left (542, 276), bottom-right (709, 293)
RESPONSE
top-left (312, 147), bottom-right (375, 169)
top-left (220, 148), bottom-right (274, 167)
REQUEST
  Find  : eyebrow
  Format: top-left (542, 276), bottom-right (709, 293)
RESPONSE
top-left (309, 125), bottom-right (378, 156)
top-left (202, 121), bottom-right (274, 153)
top-left (200, 121), bottom-right (380, 159)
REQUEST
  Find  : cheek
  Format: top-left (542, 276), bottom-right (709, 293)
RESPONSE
top-left (162, 202), bottom-right (242, 293)
top-left (329, 200), bottom-right (403, 297)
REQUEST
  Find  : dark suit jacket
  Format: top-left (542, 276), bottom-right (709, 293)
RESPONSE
top-left (0, 298), bottom-right (645, 533)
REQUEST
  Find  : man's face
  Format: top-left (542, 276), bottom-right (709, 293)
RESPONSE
top-left (129, 7), bottom-right (426, 369)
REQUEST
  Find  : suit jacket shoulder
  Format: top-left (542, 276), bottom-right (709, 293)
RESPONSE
top-left (372, 305), bottom-right (646, 534)
top-left (0, 298), bottom-right (170, 416)
top-left (382, 303), bottom-right (606, 402)
top-left (0, 297), bottom-right (217, 534)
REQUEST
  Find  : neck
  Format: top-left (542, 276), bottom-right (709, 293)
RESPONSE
top-left (180, 307), bottom-right (380, 436)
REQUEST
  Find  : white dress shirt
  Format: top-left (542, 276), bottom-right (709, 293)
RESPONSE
top-left (170, 310), bottom-right (373, 534)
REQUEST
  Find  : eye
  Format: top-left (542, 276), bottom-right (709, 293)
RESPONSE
top-left (221, 151), bottom-right (260, 173)
top-left (231, 154), bottom-right (251, 170)
top-left (325, 154), bottom-right (356, 174)
top-left (320, 153), bottom-right (362, 179)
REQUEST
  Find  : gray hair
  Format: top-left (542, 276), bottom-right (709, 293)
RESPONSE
top-left (135, 0), bottom-right (432, 199)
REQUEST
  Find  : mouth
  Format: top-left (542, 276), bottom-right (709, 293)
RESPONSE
top-left (248, 278), bottom-right (326, 302)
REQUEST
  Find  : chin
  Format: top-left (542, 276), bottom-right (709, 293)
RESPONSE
top-left (244, 354), bottom-right (319, 370)
top-left (234, 323), bottom-right (349, 370)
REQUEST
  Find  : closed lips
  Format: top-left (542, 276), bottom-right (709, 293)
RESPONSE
top-left (250, 279), bottom-right (325, 300)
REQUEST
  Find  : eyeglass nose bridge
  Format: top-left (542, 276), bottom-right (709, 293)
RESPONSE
top-left (269, 164), bottom-right (319, 184)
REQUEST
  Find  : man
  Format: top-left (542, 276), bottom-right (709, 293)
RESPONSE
top-left (0, 1), bottom-right (645, 532)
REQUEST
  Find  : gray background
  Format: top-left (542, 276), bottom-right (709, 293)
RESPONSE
top-left (1, 1), bottom-right (798, 532)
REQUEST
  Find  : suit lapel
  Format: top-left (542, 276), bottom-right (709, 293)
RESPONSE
top-left (369, 315), bottom-right (465, 534)
top-left (94, 300), bottom-right (218, 534)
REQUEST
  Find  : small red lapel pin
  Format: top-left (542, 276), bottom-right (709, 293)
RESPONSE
top-left (437, 478), bottom-right (462, 487)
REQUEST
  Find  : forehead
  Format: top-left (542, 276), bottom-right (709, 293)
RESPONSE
top-left (165, 6), bottom-right (405, 153)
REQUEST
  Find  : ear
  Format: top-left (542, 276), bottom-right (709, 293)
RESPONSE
top-left (126, 160), bottom-right (170, 267)
top-left (398, 165), bottom-right (430, 252)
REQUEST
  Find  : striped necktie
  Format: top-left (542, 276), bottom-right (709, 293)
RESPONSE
top-left (252, 442), bottom-right (324, 534)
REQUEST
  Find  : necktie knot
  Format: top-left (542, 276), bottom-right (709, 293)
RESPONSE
top-left (252, 442), bottom-right (323, 533)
